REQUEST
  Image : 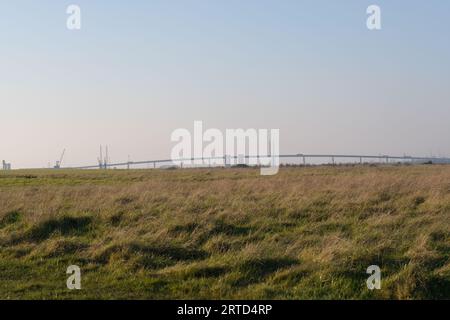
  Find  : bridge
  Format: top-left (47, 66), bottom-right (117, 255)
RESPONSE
top-left (62, 153), bottom-right (450, 170)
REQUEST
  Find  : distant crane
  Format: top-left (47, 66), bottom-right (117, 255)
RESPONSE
top-left (97, 145), bottom-right (109, 169)
top-left (105, 146), bottom-right (109, 168)
top-left (54, 149), bottom-right (66, 169)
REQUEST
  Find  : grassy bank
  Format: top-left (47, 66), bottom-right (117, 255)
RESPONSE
top-left (0, 165), bottom-right (449, 299)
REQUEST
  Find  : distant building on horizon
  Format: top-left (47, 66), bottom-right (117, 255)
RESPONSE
top-left (2, 160), bottom-right (11, 170)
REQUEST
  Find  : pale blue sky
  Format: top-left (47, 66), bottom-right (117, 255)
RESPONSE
top-left (1, 1), bottom-right (449, 168)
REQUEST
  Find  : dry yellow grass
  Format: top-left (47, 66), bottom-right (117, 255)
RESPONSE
top-left (0, 165), bottom-right (449, 299)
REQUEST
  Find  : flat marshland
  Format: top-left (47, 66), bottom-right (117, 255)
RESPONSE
top-left (0, 165), bottom-right (449, 299)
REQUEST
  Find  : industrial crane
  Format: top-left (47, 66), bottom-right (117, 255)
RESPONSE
top-left (54, 149), bottom-right (66, 169)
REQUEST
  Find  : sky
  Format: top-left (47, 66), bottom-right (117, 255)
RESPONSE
top-left (1, 0), bottom-right (449, 168)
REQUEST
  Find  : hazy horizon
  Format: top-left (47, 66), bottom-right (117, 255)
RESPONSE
top-left (1, 0), bottom-right (450, 169)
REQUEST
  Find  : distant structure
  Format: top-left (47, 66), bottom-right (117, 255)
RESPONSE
top-left (98, 145), bottom-right (109, 169)
top-left (65, 152), bottom-right (450, 170)
top-left (54, 149), bottom-right (66, 169)
top-left (2, 160), bottom-right (11, 170)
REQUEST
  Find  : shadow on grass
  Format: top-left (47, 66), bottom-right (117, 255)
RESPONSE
top-left (0, 211), bottom-right (22, 228)
top-left (95, 242), bottom-right (209, 270)
top-left (184, 266), bottom-right (228, 279)
top-left (417, 276), bottom-right (450, 299)
top-left (230, 257), bottom-right (299, 287)
top-left (16, 216), bottom-right (93, 243)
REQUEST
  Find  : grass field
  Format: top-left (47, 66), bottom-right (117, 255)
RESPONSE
top-left (0, 165), bottom-right (449, 299)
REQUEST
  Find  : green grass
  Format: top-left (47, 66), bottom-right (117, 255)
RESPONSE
top-left (0, 165), bottom-right (449, 299)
